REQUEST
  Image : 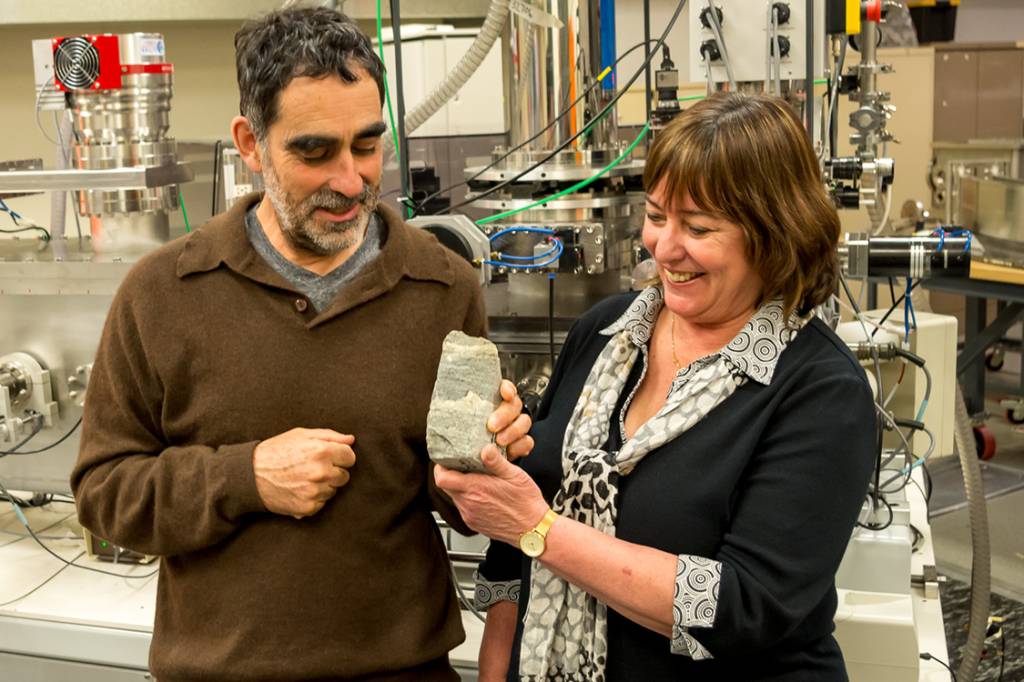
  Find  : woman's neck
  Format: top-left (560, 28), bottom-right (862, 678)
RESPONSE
top-left (666, 304), bottom-right (756, 362)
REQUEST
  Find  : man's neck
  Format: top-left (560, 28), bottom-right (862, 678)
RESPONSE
top-left (255, 196), bottom-right (366, 276)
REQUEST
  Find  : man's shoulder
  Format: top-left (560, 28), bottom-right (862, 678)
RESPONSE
top-left (117, 233), bottom-right (195, 300)
top-left (379, 206), bottom-right (479, 292)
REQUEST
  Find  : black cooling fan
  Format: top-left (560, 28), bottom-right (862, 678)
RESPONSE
top-left (53, 37), bottom-right (101, 90)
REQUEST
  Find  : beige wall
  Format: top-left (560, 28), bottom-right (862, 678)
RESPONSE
top-left (836, 46), bottom-right (936, 236)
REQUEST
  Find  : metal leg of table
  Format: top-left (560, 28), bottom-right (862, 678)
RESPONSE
top-left (959, 298), bottom-right (1024, 415)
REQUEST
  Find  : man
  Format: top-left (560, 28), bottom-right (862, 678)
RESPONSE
top-left (71, 7), bottom-right (532, 681)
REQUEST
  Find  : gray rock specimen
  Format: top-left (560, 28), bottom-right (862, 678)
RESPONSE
top-left (427, 331), bottom-right (503, 473)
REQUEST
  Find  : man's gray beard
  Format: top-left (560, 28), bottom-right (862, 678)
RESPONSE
top-left (261, 156), bottom-right (381, 257)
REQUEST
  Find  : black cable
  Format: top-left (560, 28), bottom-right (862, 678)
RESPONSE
top-left (435, 0), bottom-right (688, 217)
top-left (0, 478), bottom-right (159, 580)
top-left (548, 274), bottom-right (556, 370)
top-left (827, 35), bottom-right (847, 158)
top-left (888, 276), bottom-right (896, 306)
top-left (0, 225), bottom-right (51, 240)
top-left (856, 494), bottom-right (894, 531)
top-left (920, 652), bottom-right (957, 681)
top-left (211, 139), bottom-right (223, 218)
top-left (997, 626), bottom-right (1006, 682)
top-left (0, 418), bottom-right (82, 457)
top-left (839, 272), bottom-right (885, 498)
top-left (0, 511), bottom-right (77, 549)
top-left (871, 280), bottom-right (922, 338)
top-left (923, 462), bottom-right (933, 503)
top-left (410, 39), bottom-right (660, 217)
top-left (643, 0), bottom-right (653, 127)
top-left (0, 551), bottom-right (83, 609)
top-left (909, 523), bottom-right (924, 552)
top-left (0, 417), bottom-right (44, 458)
top-left (390, 0), bottom-right (412, 218)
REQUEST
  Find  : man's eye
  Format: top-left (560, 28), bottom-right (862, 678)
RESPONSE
top-left (301, 149), bottom-right (329, 162)
top-left (353, 144), bottom-right (378, 156)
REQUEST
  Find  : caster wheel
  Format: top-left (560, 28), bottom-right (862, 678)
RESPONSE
top-left (985, 349), bottom-right (1005, 372)
top-left (973, 425), bottom-right (996, 461)
top-left (1008, 408), bottom-right (1024, 425)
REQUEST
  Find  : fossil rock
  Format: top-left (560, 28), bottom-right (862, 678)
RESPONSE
top-left (427, 331), bottom-right (502, 473)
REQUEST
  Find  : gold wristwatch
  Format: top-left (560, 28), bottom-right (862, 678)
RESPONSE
top-left (518, 508), bottom-right (558, 558)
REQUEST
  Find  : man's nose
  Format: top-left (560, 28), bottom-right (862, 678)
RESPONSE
top-left (328, 153), bottom-right (364, 198)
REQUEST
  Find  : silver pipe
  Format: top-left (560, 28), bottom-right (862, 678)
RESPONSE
top-left (504, 0), bottom-right (618, 152)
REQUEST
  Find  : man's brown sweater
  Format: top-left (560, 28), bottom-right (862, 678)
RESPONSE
top-left (71, 195), bottom-right (484, 681)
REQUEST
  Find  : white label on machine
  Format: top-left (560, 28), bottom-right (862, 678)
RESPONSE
top-left (139, 38), bottom-right (165, 57)
top-left (509, 0), bottom-right (564, 28)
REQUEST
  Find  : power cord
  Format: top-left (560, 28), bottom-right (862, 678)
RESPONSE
top-left (0, 418), bottom-right (82, 457)
top-left (920, 652), bottom-right (956, 681)
top-left (0, 551), bottom-right (84, 609)
top-left (0, 478), bottom-right (159, 581)
top-left (0, 416), bottom-right (45, 458)
top-left (0, 197), bottom-right (51, 241)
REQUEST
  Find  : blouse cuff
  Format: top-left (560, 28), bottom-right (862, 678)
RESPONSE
top-left (473, 570), bottom-right (520, 610)
top-left (670, 554), bottom-right (722, 660)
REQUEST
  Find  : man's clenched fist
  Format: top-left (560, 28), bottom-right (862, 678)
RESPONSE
top-left (253, 428), bottom-right (356, 518)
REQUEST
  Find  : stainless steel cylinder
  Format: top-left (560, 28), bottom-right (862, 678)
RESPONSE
top-left (504, 0), bottom-right (618, 153)
top-left (66, 33), bottom-right (178, 228)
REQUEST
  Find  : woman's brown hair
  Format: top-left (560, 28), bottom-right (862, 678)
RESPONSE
top-left (643, 92), bottom-right (839, 318)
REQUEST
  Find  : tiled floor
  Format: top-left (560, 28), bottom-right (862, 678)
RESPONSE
top-left (942, 578), bottom-right (1023, 681)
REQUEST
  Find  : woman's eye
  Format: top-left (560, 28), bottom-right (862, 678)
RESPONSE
top-left (688, 225), bottom-right (711, 236)
top-left (645, 212), bottom-right (665, 223)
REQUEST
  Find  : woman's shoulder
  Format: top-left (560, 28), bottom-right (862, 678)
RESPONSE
top-left (781, 317), bottom-right (872, 385)
top-left (575, 290), bottom-right (645, 333)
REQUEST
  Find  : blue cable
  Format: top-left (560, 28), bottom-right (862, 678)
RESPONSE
top-left (495, 244), bottom-right (561, 261)
top-left (0, 197), bottom-right (24, 224)
top-left (488, 226), bottom-right (557, 242)
top-left (903, 278), bottom-right (917, 338)
top-left (485, 239), bottom-right (564, 270)
top-left (931, 226), bottom-right (973, 253)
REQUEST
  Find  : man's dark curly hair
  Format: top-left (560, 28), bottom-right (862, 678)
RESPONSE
top-left (235, 6), bottom-right (386, 140)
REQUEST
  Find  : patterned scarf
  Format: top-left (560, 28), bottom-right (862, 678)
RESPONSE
top-left (518, 289), bottom-right (798, 681)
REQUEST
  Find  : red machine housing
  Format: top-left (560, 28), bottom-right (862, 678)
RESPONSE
top-left (51, 34), bottom-right (122, 91)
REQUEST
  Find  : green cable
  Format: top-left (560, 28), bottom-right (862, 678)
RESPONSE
top-left (476, 122), bottom-right (650, 226)
top-left (376, 0), bottom-right (402, 165)
top-left (179, 190), bottom-right (191, 233)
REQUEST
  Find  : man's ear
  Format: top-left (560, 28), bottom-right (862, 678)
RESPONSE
top-left (230, 116), bottom-right (264, 174)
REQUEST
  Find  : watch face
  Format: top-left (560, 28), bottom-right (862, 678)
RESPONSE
top-left (520, 531), bottom-right (545, 558)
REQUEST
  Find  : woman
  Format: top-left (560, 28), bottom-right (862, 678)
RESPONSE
top-left (435, 92), bottom-right (877, 681)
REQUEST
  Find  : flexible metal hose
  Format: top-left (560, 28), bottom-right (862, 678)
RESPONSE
top-left (403, 0), bottom-right (511, 135)
top-left (952, 381), bottom-right (991, 681)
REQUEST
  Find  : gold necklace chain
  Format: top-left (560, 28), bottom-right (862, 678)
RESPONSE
top-left (670, 313), bottom-right (682, 370)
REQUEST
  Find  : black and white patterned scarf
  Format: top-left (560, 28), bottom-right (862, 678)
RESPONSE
top-left (518, 288), bottom-right (801, 681)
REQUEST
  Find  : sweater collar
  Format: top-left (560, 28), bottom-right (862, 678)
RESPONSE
top-left (600, 287), bottom-right (803, 386)
top-left (176, 192), bottom-right (455, 289)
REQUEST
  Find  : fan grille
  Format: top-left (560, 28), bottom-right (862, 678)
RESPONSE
top-left (54, 37), bottom-right (101, 90)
